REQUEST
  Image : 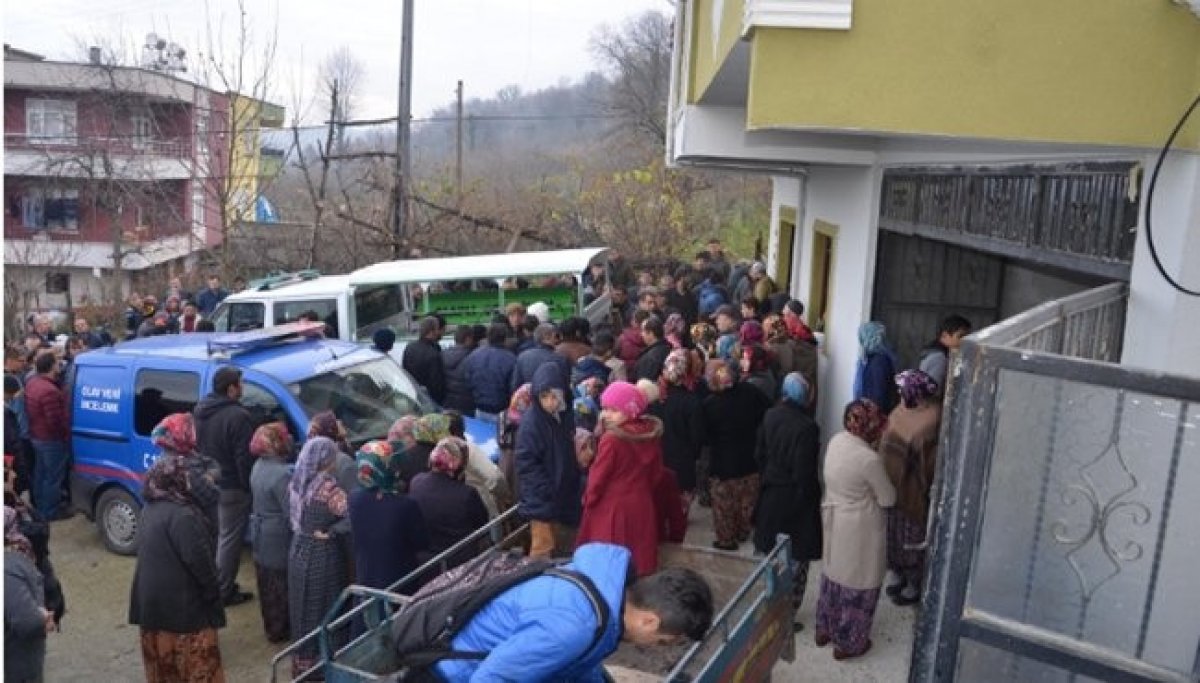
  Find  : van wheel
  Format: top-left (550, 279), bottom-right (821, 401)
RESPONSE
top-left (96, 488), bottom-right (140, 556)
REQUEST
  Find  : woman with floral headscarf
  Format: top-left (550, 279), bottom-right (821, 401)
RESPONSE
top-left (6, 505), bottom-right (51, 683)
top-left (879, 370), bottom-right (941, 606)
top-left (702, 360), bottom-right (770, 551)
top-left (287, 436), bottom-right (350, 677)
top-left (852, 321), bottom-right (899, 414)
top-left (496, 383), bottom-right (533, 502)
top-left (309, 410), bottom-right (358, 495)
top-left (740, 344), bottom-right (778, 404)
top-left (130, 416), bottom-right (227, 682)
top-left (753, 373), bottom-right (822, 631)
top-left (814, 399), bottom-right (896, 661)
top-left (408, 437), bottom-right (488, 567)
top-left (248, 422), bottom-right (294, 642)
top-left (348, 440), bottom-right (428, 593)
top-left (151, 413), bottom-right (220, 541)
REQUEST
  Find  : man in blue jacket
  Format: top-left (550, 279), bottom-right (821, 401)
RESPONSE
top-left (510, 324), bottom-right (570, 393)
top-left (464, 324), bottom-right (517, 424)
top-left (517, 363), bottom-right (580, 559)
top-left (435, 543), bottom-right (713, 682)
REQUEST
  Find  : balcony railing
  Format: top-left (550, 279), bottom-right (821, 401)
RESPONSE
top-left (4, 133), bottom-right (192, 159)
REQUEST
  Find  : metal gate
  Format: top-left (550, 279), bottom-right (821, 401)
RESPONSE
top-left (911, 283), bottom-right (1200, 683)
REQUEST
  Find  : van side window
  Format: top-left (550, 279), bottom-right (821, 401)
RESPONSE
top-left (274, 299), bottom-right (338, 334)
top-left (228, 303), bottom-right (265, 332)
top-left (134, 370), bottom-right (201, 436)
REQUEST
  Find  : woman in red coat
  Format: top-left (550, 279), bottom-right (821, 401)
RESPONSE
top-left (576, 381), bottom-right (664, 576)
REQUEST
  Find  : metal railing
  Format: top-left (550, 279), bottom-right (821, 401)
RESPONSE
top-left (269, 507), bottom-right (528, 683)
top-left (972, 281), bottom-right (1127, 361)
top-left (4, 133), bottom-right (192, 158)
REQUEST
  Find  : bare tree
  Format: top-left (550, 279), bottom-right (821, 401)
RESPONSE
top-left (195, 0), bottom-right (280, 280)
top-left (318, 46), bottom-right (366, 147)
top-left (590, 10), bottom-right (672, 146)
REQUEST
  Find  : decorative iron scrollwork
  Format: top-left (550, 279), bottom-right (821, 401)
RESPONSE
top-left (1050, 393), bottom-right (1151, 600)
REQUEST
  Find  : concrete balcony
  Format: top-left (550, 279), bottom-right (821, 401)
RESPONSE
top-left (4, 133), bottom-right (194, 180)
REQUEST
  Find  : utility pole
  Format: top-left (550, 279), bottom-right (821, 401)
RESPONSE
top-left (392, 0), bottom-right (415, 259)
top-left (455, 79), bottom-right (464, 209)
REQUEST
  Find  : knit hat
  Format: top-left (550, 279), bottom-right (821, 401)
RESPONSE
top-left (527, 301), bottom-right (550, 324)
top-left (601, 381), bottom-right (648, 421)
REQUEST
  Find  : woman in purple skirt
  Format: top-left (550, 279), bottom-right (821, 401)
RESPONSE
top-left (815, 399), bottom-right (896, 660)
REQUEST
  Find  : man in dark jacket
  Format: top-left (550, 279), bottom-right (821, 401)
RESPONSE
top-left (402, 317), bottom-right (447, 405)
top-left (510, 323), bottom-right (569, 393)
top-left (441, 326), bottom-right (477, 414)
top-left (464, 324), bottom-right (517, 423)
top-left (193, 366), bottom-right (255, 606)
top-left (516, 363), bottom-right (581, 558)
top-left (195, 274), bottom-right (228, 316)
top-left (24, 352), bottom-right (71, 520)
top-left (634, 316), bottom-right (672, 383)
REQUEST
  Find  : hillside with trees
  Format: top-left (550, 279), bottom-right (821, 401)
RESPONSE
top-left (259, 10), bottom-right (770, 277)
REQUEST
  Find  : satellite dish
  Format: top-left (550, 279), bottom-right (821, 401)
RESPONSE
top-left (156, 38), bottom-right (167, 50)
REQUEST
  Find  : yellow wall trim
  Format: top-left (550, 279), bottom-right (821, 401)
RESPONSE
top-left (745, 0), bottom-right (1200, 150)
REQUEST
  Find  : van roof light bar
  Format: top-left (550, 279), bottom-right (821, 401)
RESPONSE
top-left (206, 321), bottom-right (325, 356)
top-left (248, 269), bottom-right (322, 292)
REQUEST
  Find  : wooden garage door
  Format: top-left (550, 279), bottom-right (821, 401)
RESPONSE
top-left (871, 232), bottom-right (1003, 370)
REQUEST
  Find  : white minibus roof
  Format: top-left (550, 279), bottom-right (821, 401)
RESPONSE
top-left (348, 247), bottom-right (610, 287)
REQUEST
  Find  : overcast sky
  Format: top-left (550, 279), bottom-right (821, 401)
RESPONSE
top-left (4, 0), bottom-right (669, 122)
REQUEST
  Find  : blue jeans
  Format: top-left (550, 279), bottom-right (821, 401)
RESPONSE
top-left (32, 439), bottom-right (69, 519)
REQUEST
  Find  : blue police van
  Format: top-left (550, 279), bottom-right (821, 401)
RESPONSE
top-left (67, 323), bottom-right (497, 555)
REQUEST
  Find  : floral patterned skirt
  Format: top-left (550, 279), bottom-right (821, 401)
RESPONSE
top-left (886, 509), bottom-right (927, 589)
top-left (140, 628), bottom-right (225, 683)
top-left (814, 575), bottom-right (880, 656)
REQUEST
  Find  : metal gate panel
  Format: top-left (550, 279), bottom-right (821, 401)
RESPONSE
top-left (911, 285), bottom-right (1200, 683)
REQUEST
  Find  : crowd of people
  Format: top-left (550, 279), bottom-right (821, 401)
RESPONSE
top-left (4, 239), bottom-right (975, 680)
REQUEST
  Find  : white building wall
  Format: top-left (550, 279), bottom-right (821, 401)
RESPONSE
top-left (1123, 151), bottom-right (1200, 379)
top-left (794, 165), bottom-right (884, 436)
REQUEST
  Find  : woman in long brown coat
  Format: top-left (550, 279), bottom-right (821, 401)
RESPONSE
top-left (878, 370), bottom-right (942, 606)
top-left (814, 400), bottom-right (896, 661)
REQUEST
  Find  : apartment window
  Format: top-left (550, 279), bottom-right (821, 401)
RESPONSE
top-left (26, 99), bottom-right (77, 144)
top-left (21, 188), bottom-right (80, 231)
top-left (131, 113), bottom-right (154, 147)
top-left (45, 273), bottom-right (70, 295)
top-left (195, 113), bottom-right (209, 154)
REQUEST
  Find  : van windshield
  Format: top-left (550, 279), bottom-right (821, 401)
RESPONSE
top-left (289, 357), bottom-right (434, 444)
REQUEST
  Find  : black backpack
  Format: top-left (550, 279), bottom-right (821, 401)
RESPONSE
top-left (387, 550), bottom-right (610, 681)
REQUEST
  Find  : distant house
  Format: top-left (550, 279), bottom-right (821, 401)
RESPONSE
top-left (3, 44), bottom-right (284, 326)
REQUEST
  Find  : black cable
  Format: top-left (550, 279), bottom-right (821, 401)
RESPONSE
top-left (1144, 89), bottom-right (1200, 296)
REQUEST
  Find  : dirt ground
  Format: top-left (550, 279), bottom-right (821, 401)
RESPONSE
top-left (43, 514), bottom-right (284, 683)
top-left (43, 503), bottom-right (913, 682)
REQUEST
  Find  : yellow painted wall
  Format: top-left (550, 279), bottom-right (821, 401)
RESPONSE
top-left (745, 0), bottom-right (1200, 150)
top-left (688, 0), bottom-right (747, 103)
